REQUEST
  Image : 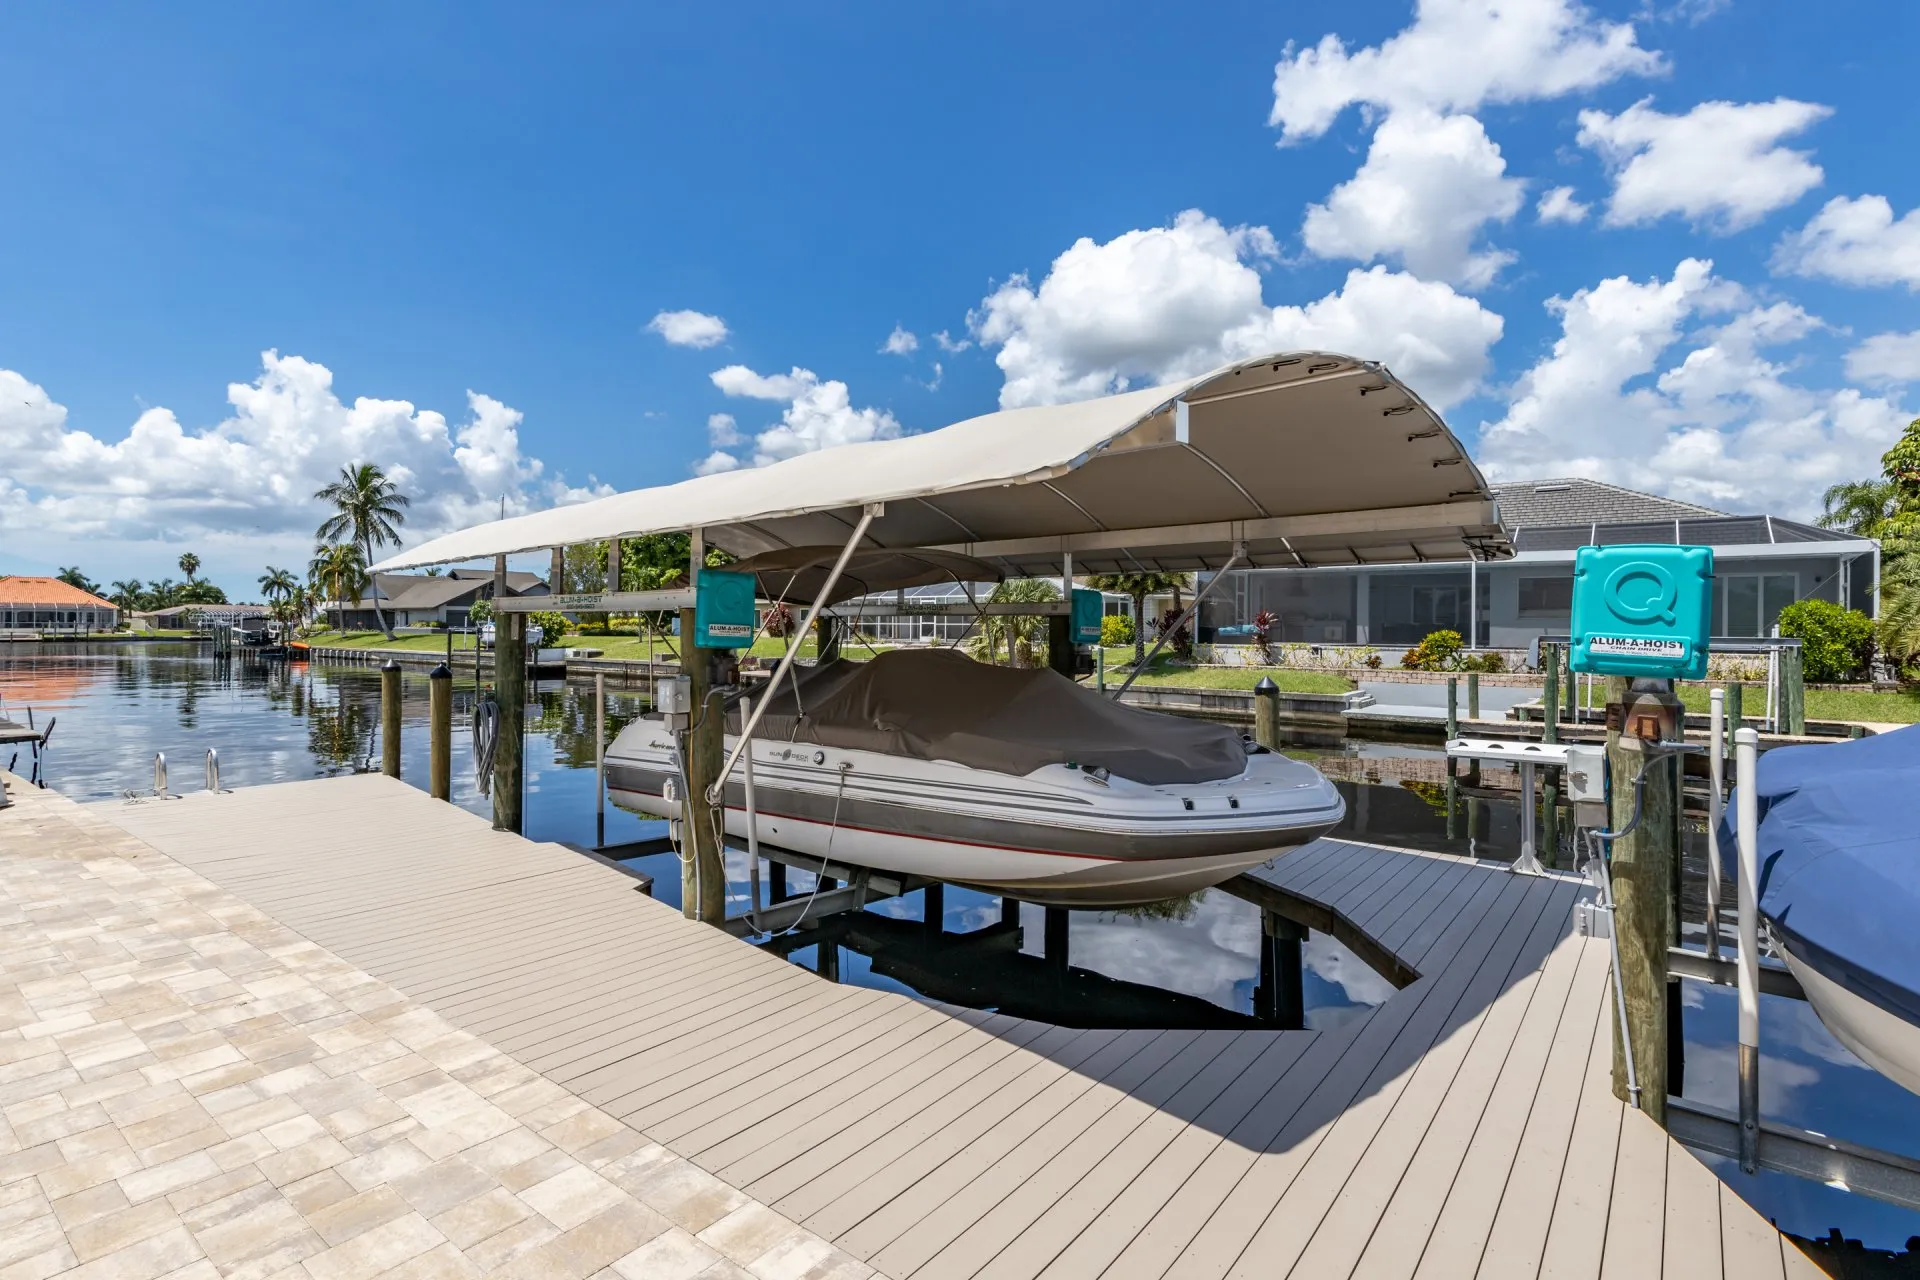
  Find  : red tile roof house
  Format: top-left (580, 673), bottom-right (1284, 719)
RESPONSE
top-left (0, 577), bottom-right (120, 636)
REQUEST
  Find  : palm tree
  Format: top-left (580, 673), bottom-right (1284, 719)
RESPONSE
top-left (1819, 479), bottom-right (1901, 538)
top-left (1082, 572), bottom-right (1193, 665)
top-left (309, 542), bottom-right (369, 631)
top-left (1880, 554), bottom-right (1920, 672)
top-left (314, 463), bottom-right (409, 637)
top-left (178, 552), bottom-right (201, 583)
top-left (56, 566), bottom-right (101, 595)
top-left (109, 580), bottom-right (144, 613)
top-left (966, 578), bottom-right (1061, 668)
top-left (259, 566), bottom-right (299, 637)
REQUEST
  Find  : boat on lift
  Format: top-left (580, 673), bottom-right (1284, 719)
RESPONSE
top-left (605, 647), bottom-right (1345, 907)
top-left (1735, 725), bottom-right (1920, 1093)
top-left (374, 350), bottom-right (1509, 909)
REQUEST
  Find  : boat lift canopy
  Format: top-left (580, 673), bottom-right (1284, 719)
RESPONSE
top-left (373, 351), bottom-right (1512, 578)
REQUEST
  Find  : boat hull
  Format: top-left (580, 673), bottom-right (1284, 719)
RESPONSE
top-left (605, 728), bottom-right (1343, 907)
top-left (1780, 945), bottom-right (1920, 1096)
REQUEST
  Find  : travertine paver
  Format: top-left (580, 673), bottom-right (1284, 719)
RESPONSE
top-left (0, 774), bottom-right (876, 1280)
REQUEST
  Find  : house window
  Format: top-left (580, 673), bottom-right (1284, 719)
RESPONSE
top-left (1714, 573), bottom-right (1797, 637)
top-left (1517, 576), bottom-right (1573, 616)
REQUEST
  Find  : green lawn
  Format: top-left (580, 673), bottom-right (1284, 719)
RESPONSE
top-left (1559, 677), bottom-right (1920, 725)
top-left (1092, 649), bottom-right (1354, 694)
top-left (302, 630), bottom-right (476, 652)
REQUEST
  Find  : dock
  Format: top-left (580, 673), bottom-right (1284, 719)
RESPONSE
top-left (7, 772), bottom-right (1823, 1277)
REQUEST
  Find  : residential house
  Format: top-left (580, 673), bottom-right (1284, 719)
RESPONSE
top-left (0, 577), bottom-right (119, 633)
top-left (322, 569), bottom-right (550, 630)
top-left (1198, 478), bottom-right (1878, 651)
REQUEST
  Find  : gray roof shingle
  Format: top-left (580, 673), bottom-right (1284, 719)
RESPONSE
top-left (1490, 478), bottom-right (1728, 528)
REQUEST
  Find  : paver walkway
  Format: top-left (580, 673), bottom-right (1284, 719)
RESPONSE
top-left (0, 775), bottom-right (872, 1280)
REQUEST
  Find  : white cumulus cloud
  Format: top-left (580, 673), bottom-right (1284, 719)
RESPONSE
top-left (1302, 110), bottom-right (1525, 289)
top-left (1223, 266), bottom-right (1507, 411)
top-left (1536, 185), bottom-right (1590, 224)
top-left (969, 210), bottom-right (1502, 411)
top-left (1269, 0), bottom-right (1663, 143)
top-left (1846, 331), bottom-right (1920, 385)
top-left (933, 330), bottom-right (972, 354)
top-left (970, 210), bottom-right (1279, 408)
top-left (1577, 97), bottom-right (1831, 231)
top-left (1478, 259), bottom-right (1910, 516)
top-left (1774, 194), bottom-right (1920, 290)
top-left (880, 325), bottom-right (919, 356)
top-left (700, 365), bottom-right (902, 473)
top-left (646, 309), bottom-right (730, 348)
top-left (0, 351), bottom-right (608, 565)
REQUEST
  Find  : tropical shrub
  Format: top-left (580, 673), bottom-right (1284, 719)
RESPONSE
top-left (1252, 609), bottom-right (1277, 647)
top-left (1777, 599), bottom-right (1876, 681)
top-left (1401, 629), bottom-right (1465, 671)
top-left (526, 610), bottom-right (571, 644)
top-left (1457, 650), bottom-right (1507, 674)
top-left (573, 621), bottom-right (610, 636)
top-left (1158, 608), bottom-right (1194, 660)
top-left (468, 599), bottom-right (493, 624)
top-left (763, 602), bottom-right (794, 637)
top-left (1100, 614), bottom-right (1134, 648)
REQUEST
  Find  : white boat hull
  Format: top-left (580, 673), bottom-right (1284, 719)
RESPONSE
top-left (1781, 947), bottom-right (1920, 1096)
top-left (606, 723), bottom-right (1343, 907)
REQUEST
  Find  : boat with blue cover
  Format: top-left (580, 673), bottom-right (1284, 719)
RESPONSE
top-left (1733, 725), bottom-right (1920, 1092)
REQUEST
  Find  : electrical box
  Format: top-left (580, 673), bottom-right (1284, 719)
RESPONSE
top-left (656, 675), bottom-right (692, 723)
top-left (1570, 544), bottom-right (1713, 680)
top-left (693, 569), bottom-right (756, 648)
top-left (1564, 745), bottom-right (1606, 804)
top-left (1071, 588), bottom-right (1104, 645)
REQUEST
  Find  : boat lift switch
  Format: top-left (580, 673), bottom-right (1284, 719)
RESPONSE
top-left (1071, 588), bottom-right (1104, 645)
top-left (694, 569), bottom-right (757, 648)
top-left (1570, 544), bottom-right (1713, 681)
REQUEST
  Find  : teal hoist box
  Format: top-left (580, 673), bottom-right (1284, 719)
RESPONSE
top-left (1071, 588), bottom-right (1104, 645)
top-left (693, 570), bottom-right (757, 648)
top-left (1570, 544), bottom-right (1714, 680)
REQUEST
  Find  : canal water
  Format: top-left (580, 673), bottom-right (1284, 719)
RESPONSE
top-left (5, 640), bottom-right (1916, 1256)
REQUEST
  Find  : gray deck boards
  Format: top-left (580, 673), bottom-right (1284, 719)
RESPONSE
top-left (94, 772), bottom-right (1817, 1279)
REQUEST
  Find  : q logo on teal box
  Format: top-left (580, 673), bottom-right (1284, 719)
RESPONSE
top-left (1569, 544), bottom-right (1714, 680)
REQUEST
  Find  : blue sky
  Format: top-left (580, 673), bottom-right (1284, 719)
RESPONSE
top-left (3, 1), bottom-right (1917, 595)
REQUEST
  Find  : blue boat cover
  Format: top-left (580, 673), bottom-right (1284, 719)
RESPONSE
top-left (1723, 725), bottom-right (1920, 1026)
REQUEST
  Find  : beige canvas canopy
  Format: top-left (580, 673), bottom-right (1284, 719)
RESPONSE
top-left (374, 351), bottom-right (1511, 576)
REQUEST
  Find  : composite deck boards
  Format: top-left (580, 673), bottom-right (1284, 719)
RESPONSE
top-left (93, 773), bottom-right (1818, 1279)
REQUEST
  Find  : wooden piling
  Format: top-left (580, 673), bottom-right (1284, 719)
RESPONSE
top-left (1253, 676), bottom-right (1280, 749)
top-left (1445, 676), bottom-right (1458, 740)
top-left (680, 605), bottom-right (727, 925)
top-left (1258, 912), bottom-right (1308, 1029)
top-left (1726, 682), bottom-right (1744, 754)
top-left (428, 663), bottom-right (451, 801)
top-left (1779, 644), bottom-right (1806, 735)
top-left (816, 614), bottom-right (841, 664)
top-left (380, 661), bottom-right (402, 780)
top-left (1047, 615), bottom-right (1075, 678)
top-left (1043, 906), bottom-right (1070, 975)
top-left (492, 614), bottom-right (526, 833)
top-left (923, 883), bottom-right (944, 934)
top-left (1606, 677), bottom-right (1682, 1124)
top-left (1466, 671), bottom-right (1480, 721)
top-left (1001, 896), bottom-right (1021, 930)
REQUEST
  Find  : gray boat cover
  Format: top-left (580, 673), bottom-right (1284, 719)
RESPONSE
top-left (731, 649), bottom-right (1249, 785)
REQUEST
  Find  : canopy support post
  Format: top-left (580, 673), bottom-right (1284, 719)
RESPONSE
top-left (1110, 543), bottom-right (1245, 700)
top-left (709, 505), bottom-right (882, 802)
